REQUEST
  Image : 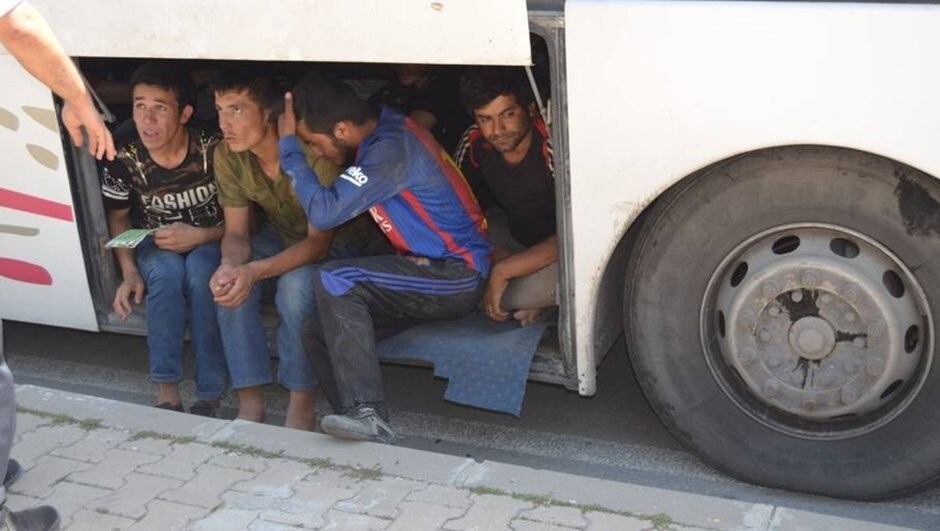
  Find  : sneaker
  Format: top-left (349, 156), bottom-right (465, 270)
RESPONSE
top-left (320, 404), bottom-right (396, 444)
top-left (188, 400), bottom-right (219, 418)
top-left (155, 402), bottom-right (184, 412)
top-left (3, 459), bottom-right (21, 490)
top-left (0, 505), bottom-right (60, 531)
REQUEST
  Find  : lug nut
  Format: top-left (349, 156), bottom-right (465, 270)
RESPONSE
top-left (739, 348), bottom-right (756, 365)
top-left (842, 284), bottom-right (859, 302)
top-left (867, 358), bottom-right (886, 377)
top-left (803, 398), bottom-right (817, 411)
top-left (759, 330), bottom-right (773, 342)
top-left (766, 353), bottom-right (782, 368)
top-left (738, 311), bottom-right (756, 330)
top-left (791, 291), bottom-right (804, 303)
top-left (768, 305), bottom-right (781, 317)
top-left (853, 337), bottom-right (866, 348)
top-left (802, 272), bottom-right (818, 288)
top-left (763, 380), bottom-right (780, 398)
top-left (868, 319), bottom-right (884, 337)
top-left (841, 388), bottom-right (859, 404)
top-left (762, 281), bottom-right (779, 298)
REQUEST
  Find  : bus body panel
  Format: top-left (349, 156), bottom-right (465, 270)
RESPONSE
top-left (565, 0), bottom-right (940, 395)
top-left (0, 57), bottom-right (98, 331)
top-left (31, 0), bottom-right (532, 66)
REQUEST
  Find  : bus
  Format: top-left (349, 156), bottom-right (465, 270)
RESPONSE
top-left (3, 0), bottom-right (940, 500)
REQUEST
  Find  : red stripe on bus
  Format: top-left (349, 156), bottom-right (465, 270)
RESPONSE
top-left (0, 187), bottom-right (74, 222)
top-left (0, 258), bottom-right (52, 285)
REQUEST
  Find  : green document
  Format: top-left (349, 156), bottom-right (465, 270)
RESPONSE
top-left (105, 228), bottom-right (155, 249)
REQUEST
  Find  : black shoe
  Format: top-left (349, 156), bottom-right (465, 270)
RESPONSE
top-left (155, 402), bottom-right (184, 412)
top-left (320, 404), bottom-right (396, 444)
top-left (188, 400), bottom-right (219, 418)
top-left (0, 505), bottom-right (60, 531)
top-left (3, 459), bottom-right (21, 490)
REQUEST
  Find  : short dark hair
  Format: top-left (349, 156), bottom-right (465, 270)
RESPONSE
top-left (459, 67), bottom-right (534, 115)
top-left (291, 72), bottom-right (376, 134)
top-left (211, 71), bottom-right (285, 124)
top-left (130, 61), bottom-right (195, 111)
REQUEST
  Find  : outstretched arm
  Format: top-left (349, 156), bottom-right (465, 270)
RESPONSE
top-left (0, 2), bottom-right (115, 159)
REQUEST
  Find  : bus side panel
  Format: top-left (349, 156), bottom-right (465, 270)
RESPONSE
top-left (0, 57), bottom-right (98, 331)
top-left (564, 0), bottom-right (940, 394)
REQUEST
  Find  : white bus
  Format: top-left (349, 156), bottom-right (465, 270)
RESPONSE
top-left (3, 0), bottom-right (940, 500)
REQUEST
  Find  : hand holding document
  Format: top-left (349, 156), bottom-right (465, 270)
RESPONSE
top-left (105, 228), bottom-right (154, 249)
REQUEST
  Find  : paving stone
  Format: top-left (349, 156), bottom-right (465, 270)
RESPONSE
top-left (585, 511), bottom-right (650, 531)
top-left (219, 490), bottom-right (281, 512)
top-left (12, 413), bottom-right (49, 444)
top-left (10, 425), bottom-right (86, 469)
top-left (768, 507), bottom-right (908, 530)
top-left (387, 500), bottom-right (466, 531)
top-left (231, 458), bottom-right (310, 498)
top-left (511, 520), bottom-right (579, 531)
top-left (208, 451), bottom-right (270, 473)
top-left (249, 520), bottom-right (302, 531)
top-left (259, 479), bottom-right (360, 528)
top-left (519, 505), bottom-right (588, 528)
top-left (305, 467), bottom-right (369, 491)
top-left (68, 448), bottom-right (162, 489)
top-left (38, 480), bottom-right (112, 527)
top-left (88, 472), bottom-right (183, 519)
top-left (118, 436), bottom-right (173, 455)
top-left (160, 464), bottom-right (255, 509)
top-left (334, 476), bottom-right (423, 519)
top-left (9, 455), bottom-right (90, 498)
top-left (51, 428), bottom-right (131, 463)
top-left (3, 492), bottom-right (41, 511)
top-left (444, 494), bottom-right (535, 531)
top-left (191, 508), bottom-right (260, 530)
top-left (137, 442), bottom-right (222, 480)
top-left (320, 509), bottom-right (392, 530)
top-left (68, 508), bottom-right (136, 530)
top-left (130, 499), bottom-right (209, 530)
top-left (405, 484), bottom-right (472, 509)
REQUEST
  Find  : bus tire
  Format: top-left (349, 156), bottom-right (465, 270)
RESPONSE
top-left (624, 145), bottom-right (940, 500)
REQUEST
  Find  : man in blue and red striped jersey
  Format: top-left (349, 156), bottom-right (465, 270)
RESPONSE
top-left (277, 72), bottom-right (491, 443)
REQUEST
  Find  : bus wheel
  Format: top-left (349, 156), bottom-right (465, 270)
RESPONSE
top-left (624, 146), bottom-right (940, 500)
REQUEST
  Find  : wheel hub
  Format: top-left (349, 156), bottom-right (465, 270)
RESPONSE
top-left (704, 224), bottom-right (931, 438)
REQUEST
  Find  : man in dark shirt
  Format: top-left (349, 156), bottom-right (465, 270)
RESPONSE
top-left (455, 67), bottom-right (558, 325)
top-left (102, 62), bottom-right (226, 418)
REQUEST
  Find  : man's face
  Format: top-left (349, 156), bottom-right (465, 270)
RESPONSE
top-left (297, 121), bottom-right (355, 167)
top-left (132, 84), bottom-right (190, 152)
top-left (472, 93), bottom-right (533, 155)
top-left (214, 90), bottom-right (268, 153)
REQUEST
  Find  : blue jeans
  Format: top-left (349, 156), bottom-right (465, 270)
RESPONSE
top-left (136, 238), bottom-right (226, 400)
top-left (215, 229), bottom-right (313, 391)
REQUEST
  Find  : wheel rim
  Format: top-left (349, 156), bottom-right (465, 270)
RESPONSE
top-left (701, 223), bottom-right (933, 440)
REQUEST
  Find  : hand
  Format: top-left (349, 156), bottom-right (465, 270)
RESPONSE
top-left (60, 96), bottom-right (116, 161)
top-left (154, 222), bottom-right (202, 253)
top-left (211, 263), bottom-right (256, 308)
top-left (277, 92), bottom-right (296, 138)
top-left (483, 273), bottom-right (510, 322)
top-left (113, 271), bottom-right (145, 321)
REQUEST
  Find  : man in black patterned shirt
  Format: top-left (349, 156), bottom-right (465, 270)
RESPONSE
top-left (101, 62), bottom-right (227, 418)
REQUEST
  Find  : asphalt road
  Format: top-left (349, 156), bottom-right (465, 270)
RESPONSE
top-left (3, 321), bottom-right (939, 529)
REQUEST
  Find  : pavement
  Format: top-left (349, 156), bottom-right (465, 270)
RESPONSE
top-left (3, 385), bottom-right (914, 531)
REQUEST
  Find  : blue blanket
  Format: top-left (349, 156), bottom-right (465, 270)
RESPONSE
top-left (376, 312), bottom-right (549, 416)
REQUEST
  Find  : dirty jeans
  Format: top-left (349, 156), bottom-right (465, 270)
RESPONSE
top-left (0, 321), bottom-right (14, 508)
top-left (302, 255), bottom-right (483, 415)
top-left (136, 238), bottom-right (226, 400)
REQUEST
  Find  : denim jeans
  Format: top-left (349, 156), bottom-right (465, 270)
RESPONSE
top-left (136, 237), bottom-right (226, 400)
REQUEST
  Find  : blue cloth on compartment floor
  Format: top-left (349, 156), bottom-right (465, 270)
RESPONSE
top-left (376, 311), bottom-right (548, 416)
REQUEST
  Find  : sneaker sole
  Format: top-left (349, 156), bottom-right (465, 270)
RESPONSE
top-left (320, 417), bottom-right (394, 444)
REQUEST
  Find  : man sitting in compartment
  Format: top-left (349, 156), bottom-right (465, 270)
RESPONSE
top-left (455, 67), bottom-right (558, 325)
top-left (210, 73), bottom-right (370, 430)
top-left (102, 62), bottom-right (227, 417)
top-left (278, 73), bottom-right (491, 443)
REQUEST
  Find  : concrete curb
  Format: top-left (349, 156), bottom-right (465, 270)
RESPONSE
top-left (14, 385), bottom-right (911, 530)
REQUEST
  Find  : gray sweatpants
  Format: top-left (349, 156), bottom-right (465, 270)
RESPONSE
top-left (0, 321), bottom-right (15, 507)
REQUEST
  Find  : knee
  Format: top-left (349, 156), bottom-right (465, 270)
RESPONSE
top-left (184, 248), bottom-right (220, 291)
top-left (143, 254), bottom-right (185, 290)
top-left (275, 267), bottom-right (318, 318)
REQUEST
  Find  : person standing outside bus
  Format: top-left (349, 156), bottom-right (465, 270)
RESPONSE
top-left (102, 62), bottom-right (227, 418)
top-left (280, 73), bottom-right (491, 444)
top-left (455, 67), bottom-right (558, 326)
top-left (0, 2), bottom-right (115, 529)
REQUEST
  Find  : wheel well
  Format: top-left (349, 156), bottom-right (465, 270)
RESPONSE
top-left (590, 144), bottom-right (940, 367)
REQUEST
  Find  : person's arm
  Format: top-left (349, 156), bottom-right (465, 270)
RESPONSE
top-left (278, 92), bottom-right (408, 229)
top-left (105, 208), bottom-right (145, 321)
top-left (484, 234), bottom-right (558, 321)
top-left (153, 223), bottom-right (224, 254)
top-left (0, 2), bottom-right (115, 160)
top-left (246, 224), bottom-right (334, 282)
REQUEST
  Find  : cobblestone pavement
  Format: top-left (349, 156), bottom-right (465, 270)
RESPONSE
top-left (4, 385), bottom-right (910, 531)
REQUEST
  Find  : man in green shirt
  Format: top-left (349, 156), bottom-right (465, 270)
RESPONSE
top-left (209, 74), bottom-right (355, 430)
